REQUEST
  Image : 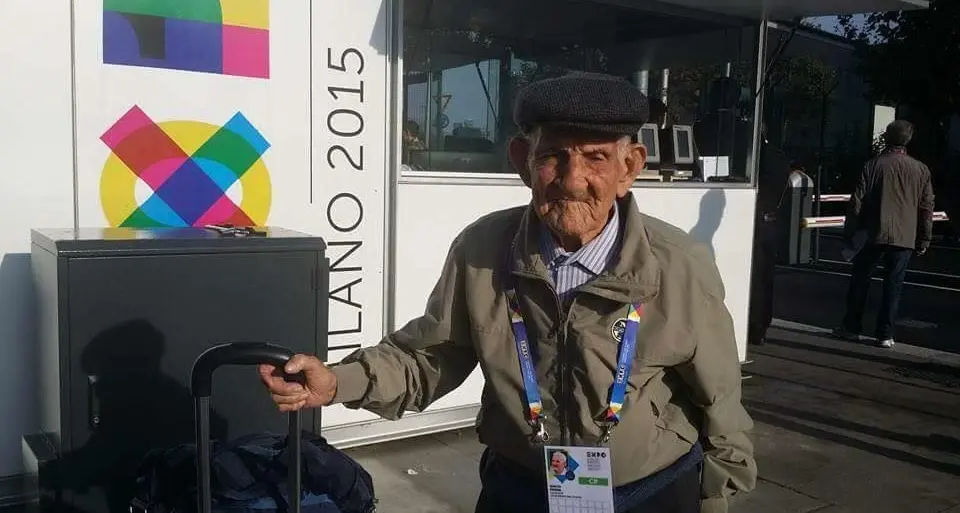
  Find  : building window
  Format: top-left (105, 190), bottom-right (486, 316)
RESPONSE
top-left (401, 0), bottom-right (759, 184)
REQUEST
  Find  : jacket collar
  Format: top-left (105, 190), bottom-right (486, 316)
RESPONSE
top-left (510, 192), bottom-right (661, 304)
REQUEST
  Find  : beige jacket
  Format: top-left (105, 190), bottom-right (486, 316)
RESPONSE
top-left (332, 193), bottom-right (757, 512)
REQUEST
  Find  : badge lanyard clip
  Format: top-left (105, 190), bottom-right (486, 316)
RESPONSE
top-left (599, 423), bottom-right (615, 445)
top-left (534, 419), bottom-right (550, 444)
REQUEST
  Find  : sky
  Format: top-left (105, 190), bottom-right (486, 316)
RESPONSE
top-left (810, 16), bottom-right (842, 34)
top-left (808, 14), bottom-right (869, 36)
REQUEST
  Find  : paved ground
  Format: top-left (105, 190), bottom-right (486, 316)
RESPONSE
top-left (774, 235), bottom-right (960, 354)
top-left (344, 323), bottom-right (960, 513)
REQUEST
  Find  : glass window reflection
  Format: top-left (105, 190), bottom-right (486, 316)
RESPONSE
top-left (401, 0), bottom-right (759, 183)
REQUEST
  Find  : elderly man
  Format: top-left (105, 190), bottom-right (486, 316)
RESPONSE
top-left (260, 73), bottom-right (757, 513)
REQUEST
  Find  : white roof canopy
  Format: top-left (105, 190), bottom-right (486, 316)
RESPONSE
top-left (651, 0), bottom-right (928, 20)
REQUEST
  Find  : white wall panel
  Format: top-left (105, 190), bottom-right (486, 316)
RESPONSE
top-left (0, 0), bottom-right (76, 477)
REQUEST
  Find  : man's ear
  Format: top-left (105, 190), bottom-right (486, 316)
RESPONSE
top-left (508, 136), bottom-right (532, 188)
top-left (617, 143), bottom-right (646, 197)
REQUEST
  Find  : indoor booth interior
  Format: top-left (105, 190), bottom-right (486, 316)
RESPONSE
top-left (400, 0), bottom-right (763, 184)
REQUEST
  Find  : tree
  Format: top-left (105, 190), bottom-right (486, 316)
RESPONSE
top-left (767, 55), bottom-right (839, 138)
top-left (838, 4), bottom-right (960, 114)
top-left (836, 1), bottom-right (960, 166)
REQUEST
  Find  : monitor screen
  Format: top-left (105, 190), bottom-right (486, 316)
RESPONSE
top-left (639, 124), bottom-right (660, 165)
top-left (672, 125), bottom-right (695, 164)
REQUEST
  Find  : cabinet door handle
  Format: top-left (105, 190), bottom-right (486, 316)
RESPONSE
top-left (87, 375), bottom-right (100, 430)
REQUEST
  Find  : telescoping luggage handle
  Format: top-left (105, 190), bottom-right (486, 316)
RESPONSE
top-left (191, 342), bottom-right (304, 513)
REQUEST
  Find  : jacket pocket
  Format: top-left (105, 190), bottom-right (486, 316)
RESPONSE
top-left (651, 387), bottom-right (699, 445)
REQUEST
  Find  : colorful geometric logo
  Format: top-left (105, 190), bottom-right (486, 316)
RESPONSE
top-left (100, 106), bottom-right (271, 228)
top-left (103, 0), bottom-right (269, 78)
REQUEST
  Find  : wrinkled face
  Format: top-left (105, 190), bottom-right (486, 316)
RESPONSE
top-left (551, 452), bottom-right (567, 475)
top-left (510, 128), bottom-right (646, 247)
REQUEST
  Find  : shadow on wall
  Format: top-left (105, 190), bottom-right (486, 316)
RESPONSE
top-left (49, 319), bottom-right (226, 513)
top-left (687, 188), bottom-right (727, 258)
top-left (369, 0), bottom-right (389, 55)
top-left (0, 253), bottom-right (38, 478)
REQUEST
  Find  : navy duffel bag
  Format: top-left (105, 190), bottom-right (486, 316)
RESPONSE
top-left (130, 431), bottom-right (377, 513)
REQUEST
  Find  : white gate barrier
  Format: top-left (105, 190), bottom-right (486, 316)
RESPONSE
top-left (803, 194), bottom-right (950, 229)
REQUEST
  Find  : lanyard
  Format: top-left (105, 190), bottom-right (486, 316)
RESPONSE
top-left (505, 286), bottom-right (644, 444)
top-left (605, 303), bottom-right (643, 423)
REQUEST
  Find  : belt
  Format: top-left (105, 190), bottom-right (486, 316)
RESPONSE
top-left (616, 443), bottom-right (704, 510)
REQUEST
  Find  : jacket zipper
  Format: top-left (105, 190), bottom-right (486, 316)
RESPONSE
top-left (558, 294), bottom-right (577, 446)
top-left (553, 292), bottom-right (569, 445)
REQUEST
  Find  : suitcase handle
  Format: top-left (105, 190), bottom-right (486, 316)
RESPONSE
top-left (191, 341), bottom-right (295, 397)
top-left (191, 342), bottom-right (304, 513)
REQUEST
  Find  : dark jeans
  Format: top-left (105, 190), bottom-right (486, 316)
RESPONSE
top-left (474, 449), bottom-right (701, 513)
top-left (841, 244), bottom-right (913, 340)
top-left (748, 218), bottom-right (778, 342)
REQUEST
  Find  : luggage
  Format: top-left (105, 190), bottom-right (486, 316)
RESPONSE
top-left (130, 342), bottom-right (376, 513)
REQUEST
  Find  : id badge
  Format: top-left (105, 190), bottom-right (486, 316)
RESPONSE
top-left (543, 446), bottom-right (614, 513)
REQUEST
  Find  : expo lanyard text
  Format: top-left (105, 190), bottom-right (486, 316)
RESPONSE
top-left (505, 287), bottom-right (644, 445)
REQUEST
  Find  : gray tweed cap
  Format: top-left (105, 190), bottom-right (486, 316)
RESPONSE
top-left (513, 72), bottom-right (650, 137)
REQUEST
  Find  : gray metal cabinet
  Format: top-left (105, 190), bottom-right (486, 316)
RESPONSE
top-left (24, 227), bottom-right (329, 513)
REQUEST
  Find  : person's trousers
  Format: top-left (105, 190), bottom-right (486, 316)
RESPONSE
top-left (748, 218), bottom-right (778, 343)
top-left (841, 244), bottom-right (913, 340)
top-left (474, 449), bottom-right (701, 513)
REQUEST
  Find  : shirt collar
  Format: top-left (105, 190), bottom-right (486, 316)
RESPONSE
top-left (540, 202), bottom-right (621, 276)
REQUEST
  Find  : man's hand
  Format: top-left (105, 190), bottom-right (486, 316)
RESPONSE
top-left (258, 355), bottom-right (337, 412)
top-left (916, 241), bottom-right (930, 256)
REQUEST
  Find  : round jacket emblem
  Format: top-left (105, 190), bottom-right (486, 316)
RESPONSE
top-left (611, 318), bottom-right (627, 343)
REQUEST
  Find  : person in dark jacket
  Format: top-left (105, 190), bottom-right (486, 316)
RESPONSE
top-left (833, 120), bottom-right (935, 348)
top-left (748, 124), bottom-right (792, 346)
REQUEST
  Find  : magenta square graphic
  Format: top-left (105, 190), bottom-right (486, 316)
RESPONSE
top-left (222, 25), bottom-right (269, 79)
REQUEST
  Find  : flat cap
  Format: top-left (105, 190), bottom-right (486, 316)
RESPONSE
top-left (513, 72), bottom-right (649, 137)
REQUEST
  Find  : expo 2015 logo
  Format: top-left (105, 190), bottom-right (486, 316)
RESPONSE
top-left (98, 1), bottom-right (273, 228)
top-left (100, 106), bottom-right (271, 228)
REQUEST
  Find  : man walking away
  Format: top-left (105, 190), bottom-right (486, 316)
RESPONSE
top-left (833, 120), bottom-right (935, 348)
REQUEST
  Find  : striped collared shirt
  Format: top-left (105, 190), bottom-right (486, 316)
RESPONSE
top-left (540, 204), bottom-right (621, 301)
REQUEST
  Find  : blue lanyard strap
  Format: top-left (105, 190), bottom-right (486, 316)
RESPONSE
top-left (605, 303), bottom-right (645, 423)
top-left (506, 288), bottom-right (545, 427)
top-left (506, 285), bottom-right (644, 443)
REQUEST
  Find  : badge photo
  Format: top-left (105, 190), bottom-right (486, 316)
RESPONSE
top-left (546, 448), bottom-right (579, 483)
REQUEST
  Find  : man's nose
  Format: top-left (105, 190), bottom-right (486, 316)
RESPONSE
top-left (556, 153), bottom-right (590, 189)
